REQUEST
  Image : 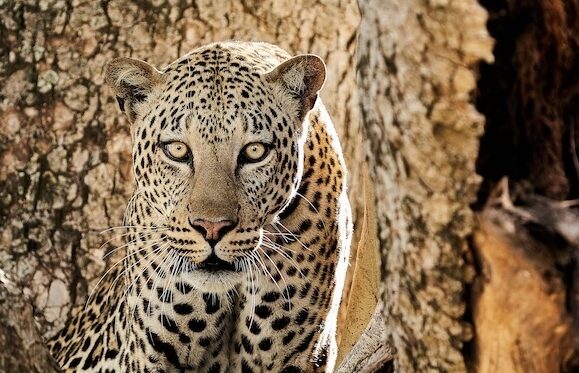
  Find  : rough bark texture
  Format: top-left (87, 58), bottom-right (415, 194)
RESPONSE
top-left (0, 270), bottom-right (61, 372)
top-left (356, 0), bottom-right (493, 371)
top-left (0, 0), bottom-right (361, 346)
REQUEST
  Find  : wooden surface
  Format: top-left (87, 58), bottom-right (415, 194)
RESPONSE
top-left (472, 211), bottom-right (575, 372)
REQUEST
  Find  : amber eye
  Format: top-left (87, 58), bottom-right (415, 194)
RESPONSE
top-left (240, 142), bottom-right (270, 164)
top-left (162, 141), bottom-right (191, 162)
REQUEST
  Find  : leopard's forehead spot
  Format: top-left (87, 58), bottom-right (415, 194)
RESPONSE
top-left (151, 43), bottom-right (290, 144)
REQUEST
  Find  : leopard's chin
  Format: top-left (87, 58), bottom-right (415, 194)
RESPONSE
top-left (184, 270), bottom-right (244, 293)
top-left (173, 252), bottom-right (244, 292)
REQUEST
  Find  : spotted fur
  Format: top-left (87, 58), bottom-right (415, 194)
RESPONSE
top-left (48, 41), bottom-right (352, 373)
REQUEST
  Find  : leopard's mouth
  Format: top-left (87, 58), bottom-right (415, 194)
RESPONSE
top-left (171, 249), bottom-right (243, 273)
top-left (196, 253), bottom-right (237, 272)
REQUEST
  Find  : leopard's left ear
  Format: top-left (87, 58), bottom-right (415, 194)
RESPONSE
top-left (105, 57), bottom-right (164, 123)
top-left (265, 54), bottom-right (326, 117)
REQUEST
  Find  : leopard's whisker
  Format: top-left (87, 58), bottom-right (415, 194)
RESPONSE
top-left (138, 245), bottom-right (171, 332)
top-left (262, 231), bottom-right (299, 237)
top-left (167, 250), bottom-right (184, 324)
top-left (141, 245), bottom-right (173, 345)
top-left (123, 242), bottom-right (168, 301)
top-left (260, 240), bottom-right (306, 279)
top-left (125, 244), bottom-right (169, 345)
top-left (157, 250), bottom-right (178, 330)
top-left (255, 247), bottom-right (292, 309)
top-left (262, 235), bottom-right (299, 254)
top-left (241, 258), bottom-right (251, 326)
top-left (103, 235), bottom-right (164, 260)
top-left (223, 285), bottom-right (237, 313)
top-left (97, 225), bottom-right (167, 234)
top-left (294, 191), bottom-right (328, 234)
top-left (98, 229), bottom-right (165, 255)
top-left (245, 256), bottom-right (258, 329)
top-left (124, 243), bottom-right (171, 341)
top-left (113, 241), bottom-right (168, 302)
top-left (261, 242), bottom-right (305, 288)
top-left (158, 250), bottom-right (174, 332)
top-left (269, 224), bottom-right (292, 243)
top-left (251, 250), bottom-right (279, 295)
top-left (84, 242), bottom-right (159, 311)
top-left (272, 221), bottom-right (312, 252)
top-left (147, 245), bottom-right (179, 334)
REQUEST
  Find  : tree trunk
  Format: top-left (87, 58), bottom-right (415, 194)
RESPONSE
top-left (0, 269), bottom-right (61, 372)
top-left (356, 0), bottom-right (493, 371)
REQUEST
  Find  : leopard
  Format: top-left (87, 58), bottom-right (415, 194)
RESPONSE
top-left (48, 41), bottom-right (352, 373)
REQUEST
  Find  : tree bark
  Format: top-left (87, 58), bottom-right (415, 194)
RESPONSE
top-left (0, 269), bottom-right (61, 372)
top-left (356, 0), bottom-right (493, 371)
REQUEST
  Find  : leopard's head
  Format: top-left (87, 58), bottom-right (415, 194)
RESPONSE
top-left (105, 42), bottom-right (325, 291)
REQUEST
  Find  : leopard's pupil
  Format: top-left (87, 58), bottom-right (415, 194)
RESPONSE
top-left (165, 142), bottom-right (189, 160)
top-left (245, 143), bottom-right (264, 160)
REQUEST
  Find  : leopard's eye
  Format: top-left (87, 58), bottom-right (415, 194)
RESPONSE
top-left (240, 142), bottom-right (270, 164)
top-left (162, 141), bottom-right (191, 162)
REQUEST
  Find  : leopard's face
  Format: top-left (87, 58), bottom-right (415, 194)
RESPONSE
top-left (107, 43), bottom-right (325, 291)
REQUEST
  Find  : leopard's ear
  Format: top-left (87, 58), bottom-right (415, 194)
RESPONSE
top-left (265, 54), bottom-right (326, 118)
top-left (105, 57), bottom-right (163, 123)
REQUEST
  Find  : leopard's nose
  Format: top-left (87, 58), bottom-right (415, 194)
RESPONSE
top-left (190, 218), bottom-right (236, 245)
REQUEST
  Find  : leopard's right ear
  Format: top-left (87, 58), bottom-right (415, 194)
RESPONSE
top-left (105, 57), bottom-right (163, 123)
